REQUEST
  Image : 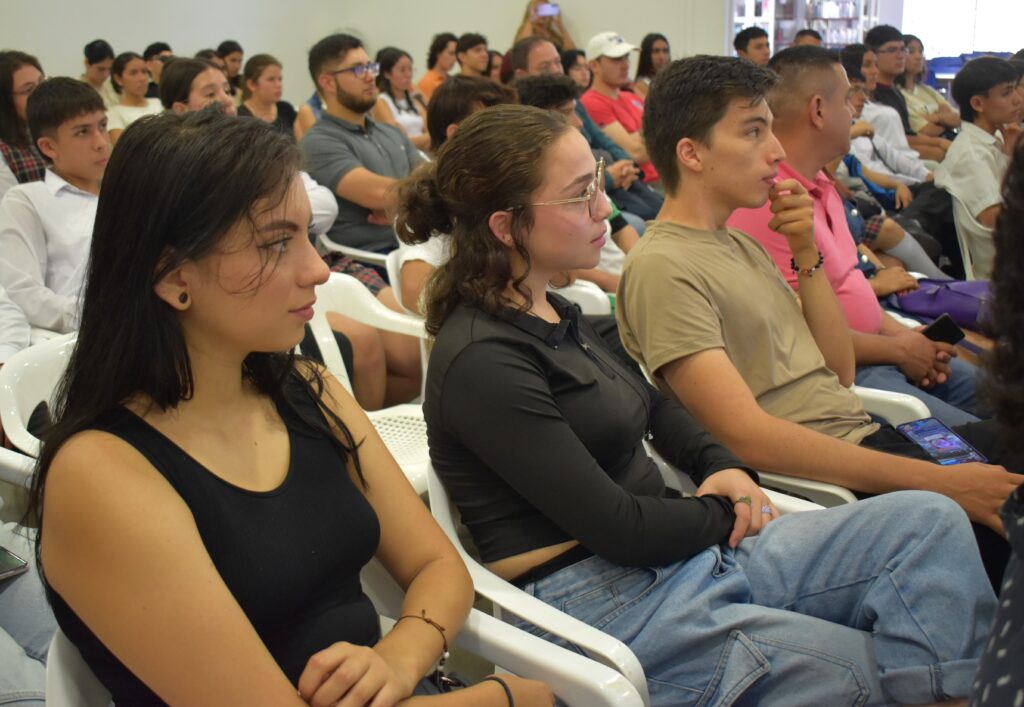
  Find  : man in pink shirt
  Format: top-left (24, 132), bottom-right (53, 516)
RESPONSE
top-left (728, 45), bottom-right (984, 426)
top-left (580, 31), bottom-right (660, 186)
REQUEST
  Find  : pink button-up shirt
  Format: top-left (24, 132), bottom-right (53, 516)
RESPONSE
top-left (728, 162), bottom-right (882, 335)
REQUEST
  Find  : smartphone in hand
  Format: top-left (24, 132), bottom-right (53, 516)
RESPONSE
top-left (921, 313), bottom-right (965, 346)
top-left (0, 546), bottom-right (28, 581)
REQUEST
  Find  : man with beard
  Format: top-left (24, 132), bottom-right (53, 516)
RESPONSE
top-left (301, 34), bottom-right (422, 253)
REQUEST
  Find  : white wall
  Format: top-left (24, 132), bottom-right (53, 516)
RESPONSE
top-left (1, 0), bottom-right (731, 107)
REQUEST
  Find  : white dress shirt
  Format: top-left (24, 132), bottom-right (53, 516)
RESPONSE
top-left (849, 134), bottom-right (931, 185)
top-left (862, 102), bottom-right (920, 159)
top-left (0, 284), bottom-right (30, 364)
top-left (300, 171), bottom-right (338, 237)
top-left (0, 160), bottom-right (18, 200)
top-left (935, 122), bottom-right (1010, 219)
top-left (0, 169), bottom-right (96, 333)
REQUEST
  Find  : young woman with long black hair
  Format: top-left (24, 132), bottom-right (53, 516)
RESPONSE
top-left (27, 108), bottom-right (550, 706)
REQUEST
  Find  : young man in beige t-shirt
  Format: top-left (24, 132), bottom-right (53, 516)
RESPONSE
top-left (616, 55), bottom-right (1022, 582)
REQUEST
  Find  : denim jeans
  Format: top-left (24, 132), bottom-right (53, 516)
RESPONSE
top-left (514, 492), bottom-right (995, 706)
top-left (854, 356), bottom-right (984, 428)
top-left (0, 524), bottom-right (53, 705)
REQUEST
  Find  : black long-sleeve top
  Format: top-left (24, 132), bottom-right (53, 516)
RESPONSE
top-left (424, 293), bottom-right (756, 568)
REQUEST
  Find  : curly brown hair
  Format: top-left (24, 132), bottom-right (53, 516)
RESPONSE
top-left (394, 103), bottom-right (571, 336)
top-left (987, 136), bottom-right (1024, 450)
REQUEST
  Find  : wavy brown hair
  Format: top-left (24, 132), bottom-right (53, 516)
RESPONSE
top-left (394, 103), bottom-right (571, 336)
top-left (987, 137), bottom-right (1024, 450)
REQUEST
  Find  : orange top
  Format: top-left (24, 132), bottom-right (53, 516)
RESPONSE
top-left (417, 70), bottom-right (447, 102)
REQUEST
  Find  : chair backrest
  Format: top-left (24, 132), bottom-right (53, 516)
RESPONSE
top-left (316, 233), bottom-right (389, 267)
top-left (950, 193), bottom-right (993, 280)
top-left (46, 629), bottom-right (111, 707)
top-left (553, 280), bottom-right (612, 315)
top-left (0, 446), bottom-right (35, 488)
top-left (0, 333), bottom-right (76, 457)
top-left (384, 248), bottom-right (406, 311)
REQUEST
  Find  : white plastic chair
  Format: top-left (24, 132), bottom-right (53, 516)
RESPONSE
top-left (0, 333), bottom-right (76, 457)
top-left (308, 273), bottom-right (430, 494)
top-left (29, 327), bottom-right (61, 345)
top-left (427, 462), bottom-right (823, 707)
top-left (0, 446), bottom-right (34, 488)
top-left (949, 193), bottom-right (993, 280)
top-left (553, 279), bottom-right (613, 316)
top-left (317, 232), bottom-right (389, 269)
top-left (46, 567), bottom-right (643, 707)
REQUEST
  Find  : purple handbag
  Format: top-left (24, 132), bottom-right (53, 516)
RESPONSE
top-left (888, 279), bottom-right (991, 329)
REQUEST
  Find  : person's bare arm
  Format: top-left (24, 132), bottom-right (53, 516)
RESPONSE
top-left (295, 104), bottom-right (316, 142)
top-left (660, 348), bottom-right (1022, 533)
top-left (611, 223), bottom-right (640, 253)
top-left (336, 167), bottom-right (399, 211)
top-left (977, 204), bottom-right (1000, 229)
top-left (372, 96), bottom-right (400, 129)
top-left (399, 259), bottom-right (435, 314)
top-left (572, 268), bottom-right (619, 293)
top-left (770, 179), bottom-right (856, 386)
top-left (600, 121), bottom-right (650, 163)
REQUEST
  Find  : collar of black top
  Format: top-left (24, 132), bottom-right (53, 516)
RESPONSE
top-left (497, 292), bottom-right (580, 348)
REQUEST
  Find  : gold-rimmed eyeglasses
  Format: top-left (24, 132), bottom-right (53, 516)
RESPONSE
top-left (511, 158), bottom-right (606, 219)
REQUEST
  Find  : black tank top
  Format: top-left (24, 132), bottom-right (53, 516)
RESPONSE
top-left (46, 376), bottom-right (382, 704)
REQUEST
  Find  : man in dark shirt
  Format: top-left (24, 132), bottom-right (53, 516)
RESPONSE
top-left (143, 42), bottom-right (173, 99)
top-left (455, 33), bottom-right (489, 79)
top-left (865, 25), bottom-right (950, 161)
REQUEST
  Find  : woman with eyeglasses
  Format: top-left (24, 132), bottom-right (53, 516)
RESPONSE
top-left (401, 102), bottom-right (997, 706)
top-left (897, 34), bottom-right (960, 139)
top-left (0, 51), bottom-right (46, 197)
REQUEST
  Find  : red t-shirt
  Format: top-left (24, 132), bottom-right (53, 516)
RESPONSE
top-left (580, 89), bottom-right (659, 183)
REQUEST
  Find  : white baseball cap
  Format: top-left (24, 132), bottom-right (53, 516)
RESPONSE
top-left (586, 32), bottom-right (638, 60)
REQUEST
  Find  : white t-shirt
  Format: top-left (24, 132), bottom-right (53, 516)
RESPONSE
top-left (106, 99), bottom-right (163, 132)
top-left (378, 92), bottom-right (425, 138)
top-left (934, 122), bottom-right (1010, 219)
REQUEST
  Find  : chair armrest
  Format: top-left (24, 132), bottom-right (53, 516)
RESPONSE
top-left (757, 472), bottom-right (858, 507)
top-left (853, 384), bottom-right (929, 425)
top-left (317, 233), bottom-right (388, 267)
top-left (457, 609), bottom-right (646, 707)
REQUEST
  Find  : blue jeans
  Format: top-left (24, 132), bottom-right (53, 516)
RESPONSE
top-left (0, 524), bottom-right (53, 705)
top-left (515, 492), bottom-right (995, 706)
top-left (619, 210), bottom-right (647, 236)
top-left (855, 356), bottom-right (984, 428)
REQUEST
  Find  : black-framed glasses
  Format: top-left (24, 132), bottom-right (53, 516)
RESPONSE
top-left (511, 158), bottom-right (606, 219)
top-left (328, 62), bottom-right (381, 79)
top-left (876, 45), bottom-right (908, 55)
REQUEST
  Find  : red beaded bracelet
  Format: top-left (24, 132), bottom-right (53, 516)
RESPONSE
top-left (790, 252), bottom-right (825, 277)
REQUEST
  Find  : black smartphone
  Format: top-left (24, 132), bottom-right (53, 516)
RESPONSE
top-left (0, 546), bottom-right (28, 581)
top-left (896, 417), bottom-right (987, 466)
top-left (921, 313), bottom-right (965, 346)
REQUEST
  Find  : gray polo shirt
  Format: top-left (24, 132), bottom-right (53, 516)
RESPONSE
top-left (301, 112), bottom-right (421, 251)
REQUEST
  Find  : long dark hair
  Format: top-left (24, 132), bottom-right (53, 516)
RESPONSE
top-left (375, 46), bottom-right (415, 106)
top-left (898, 34), bottom-right (924, 89)
top-left (987, 137), bottom-right (1024, 450)
top-left (636, 33), bottom-right (669, 81)
top-left (395, 104), bottom-right (571, 335)
top-left (0, 50), bottom-right (43, 146)
top-left (26, 108), bottom-right (363, 548)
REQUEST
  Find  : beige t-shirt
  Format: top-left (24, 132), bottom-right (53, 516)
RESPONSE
top-left (616, 221), bottom-right (876, 444)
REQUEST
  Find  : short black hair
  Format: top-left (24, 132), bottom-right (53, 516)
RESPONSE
top-left (217, 40), bottom-right (243, 57)
top-left (512, 74), bottom-right (579, 110)
top-left (952, 56), bottom-right (1019, 123)
top-left (734, 26), bottom-right (769, 53)
top-left (1009, 59), bottom-right (1024, 83)
top-left (510, 37), bottom-right (550, 72)
top-left (84, 40), bottom-right (114, 65)
top-left (1013, 48), bottom-right (1024, 62)
top-left (456, 33), bottom-right (488, 56)
top-left (644, 55), bottom-right (777, 194)
top-left (864, 25), bottom-right (903, 50)
top-left (159, 57), bottom-right (220, 109)
top-left (195, 49), bottom-right (220, 62)
top-left (426, 32), bottom-right (458, 70)
top-left (561, 48), bottom-right (586, 74)
top-left (308, 33), bottom-right (363, 85)
top-left (427, 75), bottom-right (516, 149)
top-left (143, 42), bottom-right (172, 61)
top-left (767, 45), bottom-right (842, 120)
top-left (839, 43), bottom-right (870, 82)
top-left (794, 29), bottom-right (823, 42)
top-left (27, 77), bottom-right (104, 148)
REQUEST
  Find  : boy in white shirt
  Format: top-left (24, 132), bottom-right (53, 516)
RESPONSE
top-left (0, 78), bottom-right (109, 334)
